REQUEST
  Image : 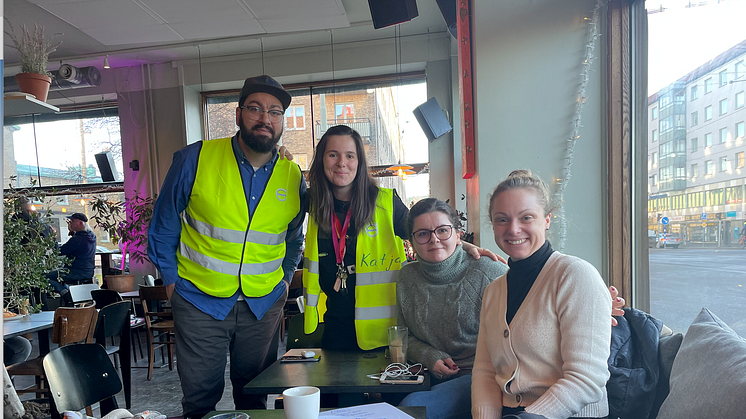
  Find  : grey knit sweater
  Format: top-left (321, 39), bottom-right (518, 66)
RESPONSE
top-left (396, 245), bottom-right (508, 371)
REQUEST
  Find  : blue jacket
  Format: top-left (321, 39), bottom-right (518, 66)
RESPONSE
top-left (607, 308), bottom-right (663, 419)
top-left (60, 230), bottom-right (97, 279)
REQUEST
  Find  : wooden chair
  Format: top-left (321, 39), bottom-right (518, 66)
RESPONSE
top-left (43, 343), bottom-right (122, 417)
top-left (93, 300), bottom-right (132, 408)
top-left (91, 288), bottom-right (145, 361)
top-left (6, 303), bottom-right (97, 398)
top-left (139, 285), bottom-right (176, 380)
top-left (281, 269), bottom-right (304, 341)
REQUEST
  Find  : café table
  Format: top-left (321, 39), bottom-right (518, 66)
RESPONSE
top-left (206, 406), bottom-right (425, 419)
top-left (244, 349), bottom-right (430, 397)
top-left (3, 311), bottom-right (55, 354)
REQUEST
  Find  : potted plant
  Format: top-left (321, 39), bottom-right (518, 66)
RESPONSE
top-left (88, 192), bottom-right (156, 291)
top-left (3, 184), bottom-right (69, 314)
top-left (4, 18), bottom-right (62, 102)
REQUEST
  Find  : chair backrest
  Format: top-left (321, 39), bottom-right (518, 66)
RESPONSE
top-left (90, 289), bottom-right (123, 309)
top-left (43, 343), bottom-right (122, 415)
top-left (286, 313), bottom-right (324, 350)
top-left (94, 300), bottom-right (131, 341)
top-left (69, 283), bottom-right (101, 305)
top-left (139, 285), bottom-right (173, 328)
top-left (52, 304), bottom-right (97, 346)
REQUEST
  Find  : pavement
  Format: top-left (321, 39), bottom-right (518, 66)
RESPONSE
top-left (649, 247), bottom-right (746, 337)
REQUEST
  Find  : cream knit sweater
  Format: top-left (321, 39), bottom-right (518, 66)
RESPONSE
top-left (471, 252), bottom-right (612, 419)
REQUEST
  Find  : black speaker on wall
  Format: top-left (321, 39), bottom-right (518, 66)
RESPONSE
top-left (368, 0), bottom-right (419, 29)
top-left (435, 0), bottom-right (457, 38)
top-left (95, 151), bottom-right (119, 182)
top-left (413, 97), bottom-right (452, 142)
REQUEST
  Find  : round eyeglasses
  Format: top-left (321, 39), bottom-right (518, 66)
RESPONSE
top-left (412, 225), bottom-right (454, 245)
top-left (239, 105), bottom-right (284, 123)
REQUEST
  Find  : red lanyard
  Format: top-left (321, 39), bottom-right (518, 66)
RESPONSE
top-left (331, 207), bottom-right (352, 266)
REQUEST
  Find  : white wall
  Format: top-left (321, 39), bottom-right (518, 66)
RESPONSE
top-left (469, 0), bottom-right (607, 271)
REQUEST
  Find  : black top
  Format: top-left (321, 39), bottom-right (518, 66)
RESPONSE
top-left (316, 190), bottom-right (408, 350)
top-left (60, 230), bottom-right (97, 280)
top-left (505, 240), bottom-right (554, 325)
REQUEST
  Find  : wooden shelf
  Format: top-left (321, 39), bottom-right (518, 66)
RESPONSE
top-left (4, 94), bottom-right (59, 117)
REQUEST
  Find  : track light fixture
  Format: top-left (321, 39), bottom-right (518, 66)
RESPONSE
top-left (103, 55), bottom-right (110, 69)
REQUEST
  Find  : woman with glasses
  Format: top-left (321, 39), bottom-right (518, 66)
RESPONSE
top-left (397, 198), bottom-right (508, 419)
top-left (472, 170), bottom-right (612, 419)
top-left (302, 125), bottom-right (498, 352)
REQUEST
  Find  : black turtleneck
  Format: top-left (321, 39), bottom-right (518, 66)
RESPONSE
top-left (505, 240), bottom-right (554, 325)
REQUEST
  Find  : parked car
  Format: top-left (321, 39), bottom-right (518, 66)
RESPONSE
top-left (648, 230), bottom-right (657, 248)
top-left (656, 233), bottom-right (681, 249)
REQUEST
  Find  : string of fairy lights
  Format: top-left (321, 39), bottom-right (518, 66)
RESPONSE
top-left (554, 0), bottom-right (606, 251)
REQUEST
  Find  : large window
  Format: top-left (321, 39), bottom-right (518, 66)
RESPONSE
top-left (4, 108), bottom-right (123, 189)
top-left (642, 0), bottom-right (746, 338)
top-left (204, 76), bottom-right (430, 202)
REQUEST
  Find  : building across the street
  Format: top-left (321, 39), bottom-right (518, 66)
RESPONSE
top-left (648, 39), bottom-right (746, 247)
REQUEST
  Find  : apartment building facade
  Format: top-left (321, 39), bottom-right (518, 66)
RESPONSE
top-left (648, 40), bottom-right (746, 246)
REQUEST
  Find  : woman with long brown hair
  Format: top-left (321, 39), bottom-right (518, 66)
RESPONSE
top-left (302, 125), bottom-right (496, 351)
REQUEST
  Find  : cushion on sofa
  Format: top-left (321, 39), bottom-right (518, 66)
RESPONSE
top-left (655, 308), bottom-right (746, 419)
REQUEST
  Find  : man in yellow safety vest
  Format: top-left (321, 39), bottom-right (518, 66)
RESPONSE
top-left (148, 75), bottom-right (306, 418)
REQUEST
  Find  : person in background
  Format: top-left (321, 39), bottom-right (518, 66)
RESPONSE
top-left (472, 170), bottom-right (612, 419)
top-left (46, 213), bottom-right (96, 306)
top-left (302, 125), bottom-right (499, 352)
top-left (148, 75), bottom-right (306, 418)
top-left (397, 198), bottom-right (508, 419)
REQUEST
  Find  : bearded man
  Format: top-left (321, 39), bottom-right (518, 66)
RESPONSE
top-left (148, 75), bottom-right (306, 418)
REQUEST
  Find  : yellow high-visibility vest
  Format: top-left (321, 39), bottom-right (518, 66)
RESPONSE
top-left (303, 188), bottom-right (406, 350)
top-left (177, 137), bottom-right (302, 297)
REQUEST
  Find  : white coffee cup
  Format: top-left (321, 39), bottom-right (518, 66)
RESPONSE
top-left (282, 386), bottom-right (320, 419)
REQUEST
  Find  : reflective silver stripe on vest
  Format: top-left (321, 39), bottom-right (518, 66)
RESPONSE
top-left (183, 212), bottom-right (286, 246)
top-left (180, 242), bottom-right (283, 276)
top-left (247, 229), bottom-right (287, 246)
top-left (356, 270), bottom-right (398, 286)
top-left (306, 293), bottom-right (319, 307)
top-left (180, 242), bottom-right (240, 275)
top-left (304, 258), bottom-right (319, 274)
top-left (355, 305), bottom-right (396, 320)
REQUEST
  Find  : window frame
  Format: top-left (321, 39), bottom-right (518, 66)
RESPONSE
top-left (691, 137), bottom-right (698, 152)
top-left (704, 77), bottom-right (713, 94)
top-left (719, 69), bottom-right (728, 87)
top-left (705, 105), bottom-right (713, 121)
top-left (720, 156), bottom-right (728, 172)
top-left (719, 98), bottom-right (728, 115)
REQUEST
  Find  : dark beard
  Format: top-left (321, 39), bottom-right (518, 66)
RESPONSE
top-left (239, 121), bottom-right (281, 154)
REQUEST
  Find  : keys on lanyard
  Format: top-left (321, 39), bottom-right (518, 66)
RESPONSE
top-left (334, 265), bottom-right (348, 295)
top-left (331, 207), bottom-right (352, 296)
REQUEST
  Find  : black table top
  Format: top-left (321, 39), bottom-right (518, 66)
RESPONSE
top-left (243, 349), bottom-right (430, 395)
top-left (206, 406), bottom-right (425, 419)
top-left (3, 311), bottom-right (55, 338)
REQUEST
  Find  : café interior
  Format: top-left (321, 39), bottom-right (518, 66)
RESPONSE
top-left (2, 0), bottom-right (661, 418)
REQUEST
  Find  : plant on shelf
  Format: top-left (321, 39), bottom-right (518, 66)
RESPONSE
top-left (3, 181), bottom-right (69, 313)
top-left (88, 192), bottom-right (156, 266)
top-left (4, 18), bottom-right (62, 102)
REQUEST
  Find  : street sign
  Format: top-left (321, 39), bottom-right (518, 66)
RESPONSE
top-left (702, 222), bottom-right (707, 227)
top-left (660, 217), bottom-right (670, 225)
top-left (702, 213), bottom-right (707, 220)
top-left (727, 211), bottom-right (737, 217)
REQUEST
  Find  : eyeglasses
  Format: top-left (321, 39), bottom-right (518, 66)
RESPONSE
top-left (412, 225), bottom-right (454, 245)
top-left (239, 105), bottom-right (284, 123)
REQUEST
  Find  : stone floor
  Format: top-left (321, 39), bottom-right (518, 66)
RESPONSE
top-left (13, 328), bottom-right (288, 418)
